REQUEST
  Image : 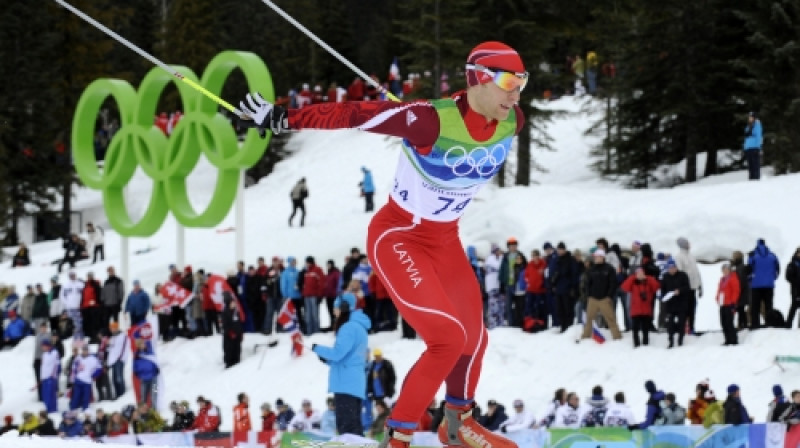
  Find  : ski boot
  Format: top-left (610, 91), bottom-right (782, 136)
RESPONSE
top-left (376, 427), bottom-right (414, 448)
top-left (438, 402), bottom-right (518, 448)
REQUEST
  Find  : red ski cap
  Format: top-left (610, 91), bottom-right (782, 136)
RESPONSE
top-left (466, 41), bottom-right (525, 86)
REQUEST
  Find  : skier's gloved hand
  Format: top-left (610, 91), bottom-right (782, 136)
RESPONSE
top-left (238, 92), bottom-right (289, 137)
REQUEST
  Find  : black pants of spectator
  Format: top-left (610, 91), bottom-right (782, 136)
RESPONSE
top-left (158, 313), bottom-right (171, 341)
top-left (334, 393), bottom-right (364, 436)
top-left (787, 299), bottom-right (800, 328)
top-left (751, 287), bottom-right (774, 329)
top-left (510, 294), bottom-right (525, 328)
top-left (631, 316), bottom-right (650, 347)
top-left (170, 306), bottom-right (187, 333)
top-left (92, 244), bottom-right (105, 263)
top-left (250, 297), bottom-right (266, 334)
top-left (547, 292), bottom-right (560, 328)
top-left (666, 311), bottom-right (687, 347)
top-left (96, 369), bottom-right (113, 400)
top-left (736, 303), bottom-right (749, 330)
top-left (556, 293), bottom-right (575, 332)
top-left (82, 307), bottom-right (102, 343)
top-left (290, 298), bottom-right (306, 334)
top-left (289, 199), bottom-right (306, 226)
top-left (363, 295), bottom-right (376, 329)
top-left (33, 359), bottom-right (42, 401)
top-left (401, 316), bottom-right (416, 339)
top-left (204, 310), bottom-right (220, 335)
top-left (686, 289), bottom-right (698, 334)
top-left (57, 256), bottom-right (77, 273)
top-left (374, 299), bottom-right (397, 331)
top-left (104, 304), bottom-right (121, 324)
top-left (49, 317), bottom-right (61, 337)
top-left (364, 192), bottom-right (374, 212)
top-left (745, 150), bottom-right (761, 180)
top-left (720, 305), bottom-right (738, 345)
top-left (223, 336), bottom-right (242, 368)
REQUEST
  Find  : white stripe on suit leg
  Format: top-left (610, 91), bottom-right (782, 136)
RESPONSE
top-left (371, 223), bottom-right (466, 337)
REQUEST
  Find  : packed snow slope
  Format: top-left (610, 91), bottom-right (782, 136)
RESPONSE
top-left (1, 96), bottom-right (799, 431)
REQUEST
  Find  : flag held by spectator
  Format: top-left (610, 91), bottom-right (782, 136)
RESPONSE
top-left (592, 322), bottom-right (606, 344)
top-left (277, 300), bottom-right (303, 357)
top-left (207, 274), bottom-right (245, 320)
top-left (154, 281), bottom-right (193, 312)
top-left (232, 430), bottom-right (275, 447)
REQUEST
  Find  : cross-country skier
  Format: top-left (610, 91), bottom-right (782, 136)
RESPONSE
top-left (240, 41), bottom-right (528, 448)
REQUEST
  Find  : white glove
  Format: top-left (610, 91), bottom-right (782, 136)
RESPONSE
top-left (240, 92), bottom-right (273, 126)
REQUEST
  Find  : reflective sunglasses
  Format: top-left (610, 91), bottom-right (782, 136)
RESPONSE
top-left (467, 63), bottom-right (529, 92)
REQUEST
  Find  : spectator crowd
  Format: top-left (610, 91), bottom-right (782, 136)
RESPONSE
top-left (0, 234), bottom-right (798, 441)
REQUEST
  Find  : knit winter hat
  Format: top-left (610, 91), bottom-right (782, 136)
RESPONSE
top-left (466, 41), bottom-right (525, 87)
top-left (334, 292), bottom-right (357, 311)
top-left (593, 249), bottom-right (606, 258)
top-left (666, 259), bottom-right (677, 269)
top-left (728, 384), bottom-right (740, 394)
top-left (645, 380), bottom-right (656, 394)
top-left (773, 385), bottom-right (784, 397)
top-left (705, 390), bottom-right (716, 400)
top-left (677, 237), bottom-right (689, 250)
top-left (543, 242), bottom-right (554, 250)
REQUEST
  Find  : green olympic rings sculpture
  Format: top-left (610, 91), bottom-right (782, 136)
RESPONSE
top-left (72, 51), bottom-right (274, 237)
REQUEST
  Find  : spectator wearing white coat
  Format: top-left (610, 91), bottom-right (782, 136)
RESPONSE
top-left (59, 271), bottom-right (85, 340)
top-left (86, 222), bottom-right (105, 264)
top-left (106, 321), bottom-right (129, 400)
top-left (499, 399), bottom-right (536, 433)
top-left (603, 392), bottom-right (636, 427)
top-left (675, 237), bottom-right (702, 334)
top-left (484, 244), bottom-right (503, 329)
top-left (552, 393), bottom-right (582, 429)
top-left (288, 399), bottom-right (323, 432)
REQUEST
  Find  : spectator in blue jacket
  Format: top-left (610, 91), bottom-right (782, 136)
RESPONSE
top-left (1, 286), bottom-right (19, 318)
top-left (748, 239), bottom-right (780, 329)
top-left (275, 398), bottom-right (295, 431)
top-left (743, 112), bottom-right (763, 180)
top-left (58, 411), bottom-right (84, 437)
top-left (125, 280), bottom-right (150, 325)
top-left (630, 380), bottom-right (663, 430)
top-left (280, 257), bottom-right (302, 332)
top-left (360, 166), bottom-right (376, 212)
top-left (312, 292), bottom-right (370, 436)
top-left (132, 339), bottom-right (159, 406)
top-left (3, 310), bottom-right (27, 347)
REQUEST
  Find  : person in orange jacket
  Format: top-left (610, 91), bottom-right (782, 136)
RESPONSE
top-left (688, 380), bottom-right (710, 424)
top-left (190, 396), bottom-right (221, 432)
top-left (717, 263), bottom-right (741, 346)
top-left (233, 393), bottom-right (252, 432)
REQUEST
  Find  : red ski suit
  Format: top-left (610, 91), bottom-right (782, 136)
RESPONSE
top-left (287, 92), bottom-right (524, 426)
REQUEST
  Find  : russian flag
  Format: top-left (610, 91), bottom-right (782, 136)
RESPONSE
top-left (592, 321), bottom-right (606, 344)
top-left (582, 311), bottom-right (606, 344)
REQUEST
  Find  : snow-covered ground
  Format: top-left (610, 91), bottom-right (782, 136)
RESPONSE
top-left (1, 96), bottom-right (799, 445)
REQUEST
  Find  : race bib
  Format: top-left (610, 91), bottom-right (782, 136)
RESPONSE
top-left (390, 154), bottom-right (480, 222)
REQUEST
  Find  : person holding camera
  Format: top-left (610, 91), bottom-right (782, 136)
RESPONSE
top-left (58, 234), bottom-right (82, 273)
top-left (620, 267), bottom-right (660, 347)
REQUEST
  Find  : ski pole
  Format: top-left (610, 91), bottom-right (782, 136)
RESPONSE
top-left (52, 0), bottom-right (244, 118)
top-left (257, 0), bottom-right (401, 103)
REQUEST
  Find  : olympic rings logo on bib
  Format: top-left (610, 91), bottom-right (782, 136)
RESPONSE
top-left (443, 144), bottom-right (507, 177)
top-left (72, 51), bottom-right (274, 237)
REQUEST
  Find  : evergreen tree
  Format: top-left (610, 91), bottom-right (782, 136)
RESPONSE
top-left (736, 0), bottom-right (800, 174)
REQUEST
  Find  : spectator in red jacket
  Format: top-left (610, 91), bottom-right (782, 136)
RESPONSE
top-left (191, 396), bottom-right (221, 432)
top-left (302, 256), bottom-right (325, 335)
top-left (717, 263), bottom-right (741, 346)
top-left (347, 77), bottom-right (365, 101)
top-left (261, 403), bottom-right (277, 431)
top-left (81, 272), bottom-right (103, 344)
top-left (322, 260), bottom-right (341, 331)
top-left (369, 272), bottom-right (395, 331)
top-left (620, 267), bottom-right (660, 348)
top-left (202, 278), bottom-right (220, 336)
top-left (524, 250), bottom-right (547, 323)
top-left (233, 393), bottom-right (252, 432)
